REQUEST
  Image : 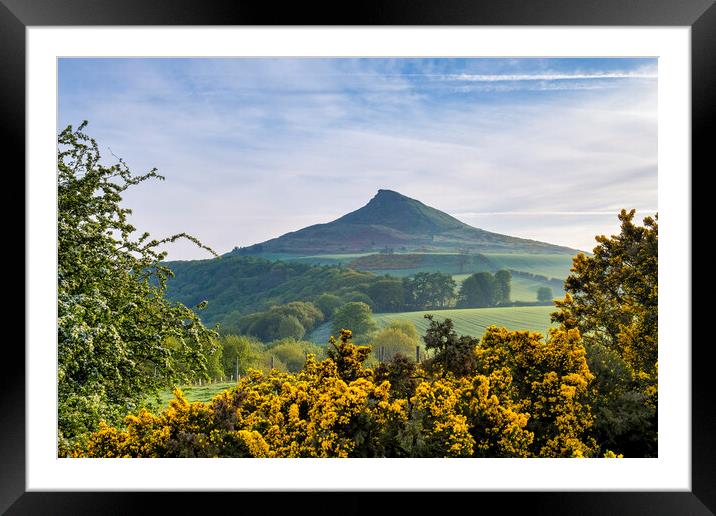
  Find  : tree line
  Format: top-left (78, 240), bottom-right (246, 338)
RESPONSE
top-left (211, 270), bottom-right (513, 342)
top-left (164, 248), bottom-right (517, 332)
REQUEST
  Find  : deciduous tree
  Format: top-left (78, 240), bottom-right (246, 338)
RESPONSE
top-left (331, 302), bottom-right (378, 341)
top-left (57, 122), bottom-right (217, 448)
top-left (552, 209), bottom-right (658, 456)
top-left (537, 286), bottom-right (553, 302)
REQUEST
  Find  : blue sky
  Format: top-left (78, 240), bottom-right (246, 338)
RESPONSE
top-left (58, 58), bottom-right (657, 259)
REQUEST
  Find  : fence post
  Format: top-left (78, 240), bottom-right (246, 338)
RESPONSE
top-left (271, 355), bottom-right (275, 370)
top-left (380, 346), bottom-right (384, 362)
top-left (235, 356), bottom-right (239, 383)
top-left (416, 345), bottom-right (420, 363)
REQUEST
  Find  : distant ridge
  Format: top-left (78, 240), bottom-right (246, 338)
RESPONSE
top-left (232, 189), bottom-right (578, 255)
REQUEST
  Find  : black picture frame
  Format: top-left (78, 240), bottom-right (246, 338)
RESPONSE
top-left (4, 0), bottom-right (711, 513)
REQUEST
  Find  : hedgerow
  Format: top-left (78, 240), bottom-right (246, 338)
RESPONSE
top-left (72, 328), bottom-right (598, 458)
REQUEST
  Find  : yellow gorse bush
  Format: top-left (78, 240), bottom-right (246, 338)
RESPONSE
top-left (74, 327), bottom-right (598, 458)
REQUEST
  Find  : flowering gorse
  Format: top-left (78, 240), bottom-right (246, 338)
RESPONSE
top-left (74, 326), bottom-right (598, 458)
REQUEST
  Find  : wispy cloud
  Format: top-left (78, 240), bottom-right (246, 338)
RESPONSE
top-left (446, 71), bottom-right (657, 82)
top-left (455, 210), bottom-right (658, 216)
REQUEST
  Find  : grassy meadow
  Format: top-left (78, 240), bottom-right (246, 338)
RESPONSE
top-left (150, 381), bottom-right (238, 408)
top-left (308, 305), bottom-right (556, 345)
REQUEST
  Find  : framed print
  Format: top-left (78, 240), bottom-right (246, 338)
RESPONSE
top-left (5, 0), bottom-right (713, 513)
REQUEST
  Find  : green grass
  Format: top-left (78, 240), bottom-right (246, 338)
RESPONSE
top-left (509, 275), bottom-right (564, 302)
top-left (307, 322), bottom-right (335, 345)
top-left (252, 252), bottom-right (375, 267)
top-left (481, 253), bottom-right (576, 280)
top-left (150, 381), bottom-right (238, 409)
top-left (373, 306), bottom-right (556, 340)
top-left (307, 305), bottom-right (557, 344)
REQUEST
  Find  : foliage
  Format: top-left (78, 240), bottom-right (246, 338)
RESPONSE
top-left (341, 290), bottom-right (375, 308)
top-left (369, 320), bottom-right (422, 367)
top-left (265, 339), bottom-right (326, 373)
top-left (326, 330), bottom-right (374, 382)
top-left (57, 122), bottom-right (217, 447)
top-left (580, 341), bottom-right (654, 456)
top-left (258, 353), bottom-right (288, 373)
top-left (235, 301), bottom-right (323, 342)
top-left (219, 335), bottom-right (263, 377)
top-left (476, 327), bottom-right (596, 457)
top-left (371, 327), bottom-right (418, 363)
top-left (494, 269), bottom-right (512, 304)
top-left (204, 343), bottom-right (224, 380)
top-left (458, 270), bottom-right (514, 308)
top-left (219, 310), bottom-right (245, 336)
top-left (403, 272), bottom-right (457, 310)
top-left (374, 354), bottom-right (420, 399)
top-left (75, 324), bottom-right (595, 458)
top-left (552, 209), bottom-right (658, 456)
top-left (537, 286), bottom-right (554, 302)
top-left (164, 255), bottom-right (377, 328)
top-left (277, 315), bottom-right (306, 340)
top-left (331, 302), bottom-right (378, 341)
top-left (384, 319), bottom-right (420, 341)
top-left (315, 293), bottom-right (342, 318)
top-left (553, 209), bottom-right (658, 376)
top-left (368, 278), bottom-right (405, 312)
top-left (421, 315), bottom-right (480, 377)
top-left (458, 271), bottom-right (496, 308)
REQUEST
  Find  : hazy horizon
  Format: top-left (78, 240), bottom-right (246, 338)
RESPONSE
top-left (58, 57), bottom-right (658, 260)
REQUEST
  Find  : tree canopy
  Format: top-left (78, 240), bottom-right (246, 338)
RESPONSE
top-left (331, 302), bottom-right (378, 341)
top-left (553, 209), bottom-right (657, 377)
top-left (552, 209), bottom-right (658, 456)
top-left (57, 122), bottom-right (217, 447)
top-left (403, 272), bottom-right (457, 310)
top-left (537, 286), bottom-right (554, 302)
top-left (458, 272), bottom-right (496, 308)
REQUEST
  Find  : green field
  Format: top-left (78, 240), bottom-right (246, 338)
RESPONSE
top-left (509, 275), bottom-right (564, 301)
top-left (251, 252), bottom-right (374, 267)
top-left (151, 381), bottom-right (237, 408)
top-left (307, 305), bottom-right (557, 344)
top-left (482, 253), bottom-right (576, 279)
top-left (373, 306), bottom-right (556, 339)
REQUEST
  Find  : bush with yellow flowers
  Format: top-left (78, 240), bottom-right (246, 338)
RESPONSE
top-left (74, 325), bottom-right (599, 458)
top-left (475, 326), bottom-right (596, 457)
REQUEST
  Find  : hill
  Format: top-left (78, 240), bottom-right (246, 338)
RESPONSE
top-left (232, 189), bottom-right (578, 256)
top-left (164, 255), bottom-right (377, 327)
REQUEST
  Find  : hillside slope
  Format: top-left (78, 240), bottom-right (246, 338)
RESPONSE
top-left (232, 189), bottom-right (578, 255)
top-left (164, 255), bottom-right (377, 327)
